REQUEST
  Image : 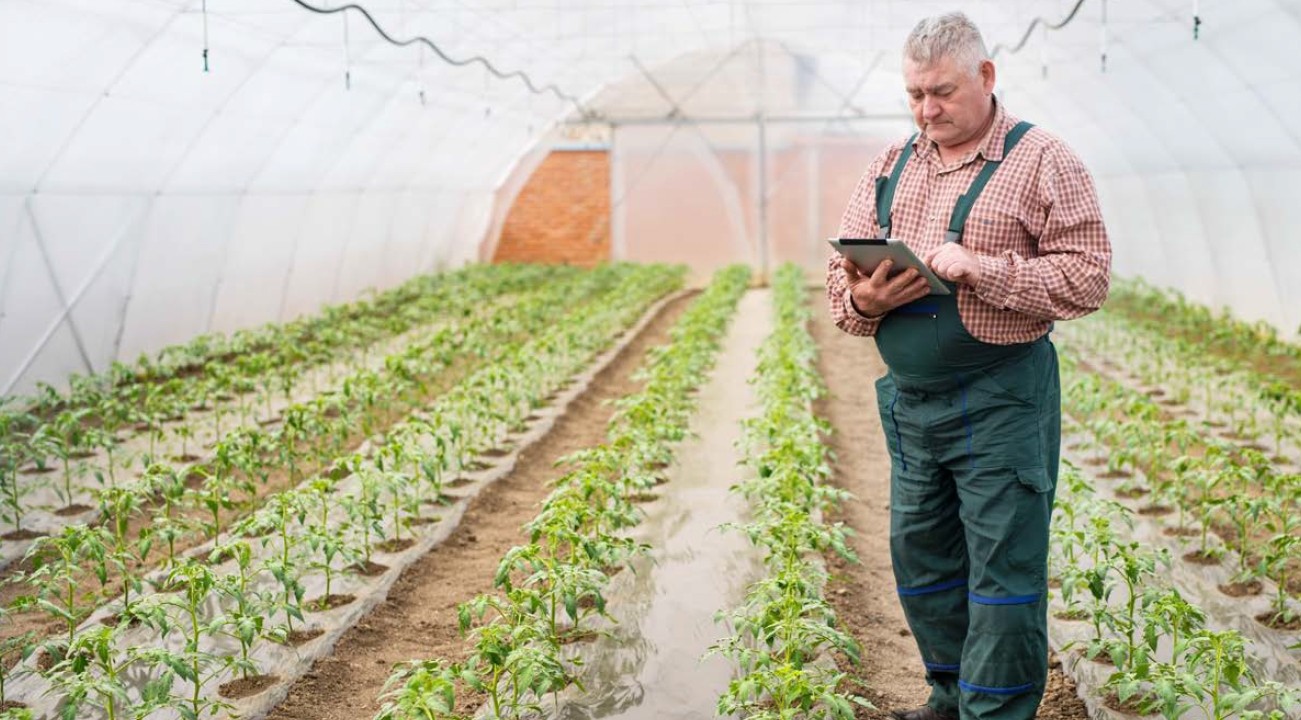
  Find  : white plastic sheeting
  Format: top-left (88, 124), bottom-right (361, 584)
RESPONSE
top-left (1, 1), bottom-right (1298, 394)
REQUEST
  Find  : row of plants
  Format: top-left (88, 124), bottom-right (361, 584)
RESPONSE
top-left (0, 264), bottom-right (688, 719)
top-left (0, 266), bottom-right (630, 569)
top-left (708, 264), bottom-right (867, 720)
top-left (1049, 460), bottom-right (1299, 719)
top-left (1103, 278), bottom-right (1301, 396)
top-left (0, 263), bottom-right (572, 495)
top-left (1057, 342), bottom-right (1301, 630)
top-left (0, 265), bottom-right (569, 529)
top-left (0, 264), bottom-right (658, 704)
top-left (1056, 311), bottom-right (1300, 459)
top-left (374, 265), bottom-right (753, 720)
top-left (7, 263), bottom-right (571, 429)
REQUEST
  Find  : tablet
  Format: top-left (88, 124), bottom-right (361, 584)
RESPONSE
top-left (827, 238), bottom-right (951, 296)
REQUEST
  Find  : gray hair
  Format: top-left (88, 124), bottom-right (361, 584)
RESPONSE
top-left (904, 12), bottom-right (990, 75)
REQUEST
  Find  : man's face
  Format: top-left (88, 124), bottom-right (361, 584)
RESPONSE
top-left (903, 54), bottom-right (996, 149)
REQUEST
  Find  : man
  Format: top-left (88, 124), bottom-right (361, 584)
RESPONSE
top-left (826, 12), bottom-right (1111, 720)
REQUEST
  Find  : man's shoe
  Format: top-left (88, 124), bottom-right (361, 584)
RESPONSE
top-left (889, 706), bottom-right (957, 720)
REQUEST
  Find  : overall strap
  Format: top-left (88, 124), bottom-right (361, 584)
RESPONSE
top-left (945, 120), bottom-right (1034, 244)
top-left (874, 134), bottom-right (917, 238)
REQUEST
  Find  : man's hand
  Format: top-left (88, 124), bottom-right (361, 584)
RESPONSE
top-left (924, 243), bottom-right (982, 286)
top-left (841, 256), bottom-right (931, 317)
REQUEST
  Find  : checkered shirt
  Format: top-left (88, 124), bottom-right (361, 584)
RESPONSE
top-left (826, 100), bottom-right (1112, 344)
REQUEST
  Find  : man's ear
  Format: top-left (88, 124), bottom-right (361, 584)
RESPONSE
top-left (980, 59), bottom-right (996, 94)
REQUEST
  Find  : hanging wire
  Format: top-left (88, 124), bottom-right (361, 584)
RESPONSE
top-left (201, 0), bottom-right (210, 72)
top-left (286, 0), bottom-right (589, 117)
top-left (989, 0), bottom-right (1087, 58)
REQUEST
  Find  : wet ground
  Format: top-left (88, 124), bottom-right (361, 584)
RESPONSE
top-left (538, 289), bottom-right (771, 720)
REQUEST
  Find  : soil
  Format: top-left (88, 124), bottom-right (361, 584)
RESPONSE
top-left (53, 503), bottom-right (94, 517)
top-left (264, 291), bottom-right (695, 720)
top-left (305, 594), bottom-right (356, 612)
top-left (283, 628), bottom-right (325, 646)
top-left (1136, 505), bottom-right (1172, 516)
top-left (1080, 646), bottom-right (1115, 666)
top-left (1217, 580), bottom-right (1263, 597)
top-left (808, 291), bottom-right (1088, 720)
top-left (1113, 486), bottom-right (1148, 498)
top-left (1102, 690), bottom-right (1153, 716)
top-left (374, 538), bottom-right (416, 554)
top-left (1162, 526), bottom-right (1199, 538)
top-left (97, 613), bottom-right (143, 629)
top-left (219, 673), bottom-right (281, 699)
top-left (0, 700), bottom-right (28, 711)
top-left (1183, 550), bottom-right (1222, 566)
top-left (350, 561), bottom-right (390, 577)
top-left (1255, 611), bottom-right (1301, 631)
top-left (0, 529), bottom-right (45, 541)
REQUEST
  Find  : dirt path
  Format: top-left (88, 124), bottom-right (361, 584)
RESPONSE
top-left (265, 292), bottom-right (695, 720)
top-left (807, 289), bottom-right (1089, 720)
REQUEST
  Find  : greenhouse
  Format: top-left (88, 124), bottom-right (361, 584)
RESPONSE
top-left (0, 1), bottom-right (1298, 719)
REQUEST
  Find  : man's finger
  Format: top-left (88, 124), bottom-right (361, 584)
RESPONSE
top-left (868, 259), bottom-right (895, 283)
top-left (885, 266), bottom-right (920, 291)
top-left (933, 257), bottom-right (953, 280)
top-left (840, 256), bottom-right (861, 278)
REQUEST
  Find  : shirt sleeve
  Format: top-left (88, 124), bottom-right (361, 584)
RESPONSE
top-left (827, 149), bottom-right (895, 337)
top-left (972, 144), bottom-right (1112, 320)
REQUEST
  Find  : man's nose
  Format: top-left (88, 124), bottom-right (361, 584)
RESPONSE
top-left (922, 96), bottom-right (942, 119)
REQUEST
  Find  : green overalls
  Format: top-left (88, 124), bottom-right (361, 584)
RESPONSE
top-left (873, 122), bottom-right (1061, 720)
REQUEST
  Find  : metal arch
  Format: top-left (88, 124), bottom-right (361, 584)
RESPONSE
top-left (25, 200), bottom-right (92, 375)
top-left (3, 200), bottom-right (149, 394)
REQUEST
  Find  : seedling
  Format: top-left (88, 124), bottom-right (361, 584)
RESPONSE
top-left (133, 559), bottom-right (235, 720)
top-left (375, 659), bottom-right (463, 720)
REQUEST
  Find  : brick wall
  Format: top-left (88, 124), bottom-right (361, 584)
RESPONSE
top-left (492, 148), bottom-right (611, 266)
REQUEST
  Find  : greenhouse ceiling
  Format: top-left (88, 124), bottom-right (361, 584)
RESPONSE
top-left (1, 0), bottom-right (1298, 394)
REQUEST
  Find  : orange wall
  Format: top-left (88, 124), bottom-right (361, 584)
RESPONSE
top-left (492, 149), bottom-right (611, 266)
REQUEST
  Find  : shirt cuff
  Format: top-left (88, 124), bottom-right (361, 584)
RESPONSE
top-left (974, 253), bottom-right (1013, 309)
top-left (845, 289), bottom-right (884, 320)
top-left (841, 288), bottom-right (884, 335)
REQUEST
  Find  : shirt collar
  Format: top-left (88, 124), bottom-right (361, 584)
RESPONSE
top-left (913, 96), bottom-right (1015, 166)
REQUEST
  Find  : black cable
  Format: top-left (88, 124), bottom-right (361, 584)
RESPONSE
top-left (286, 0), bottom-right (590, 117)
top-left (990, 0), bottom-right (1089, 58)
